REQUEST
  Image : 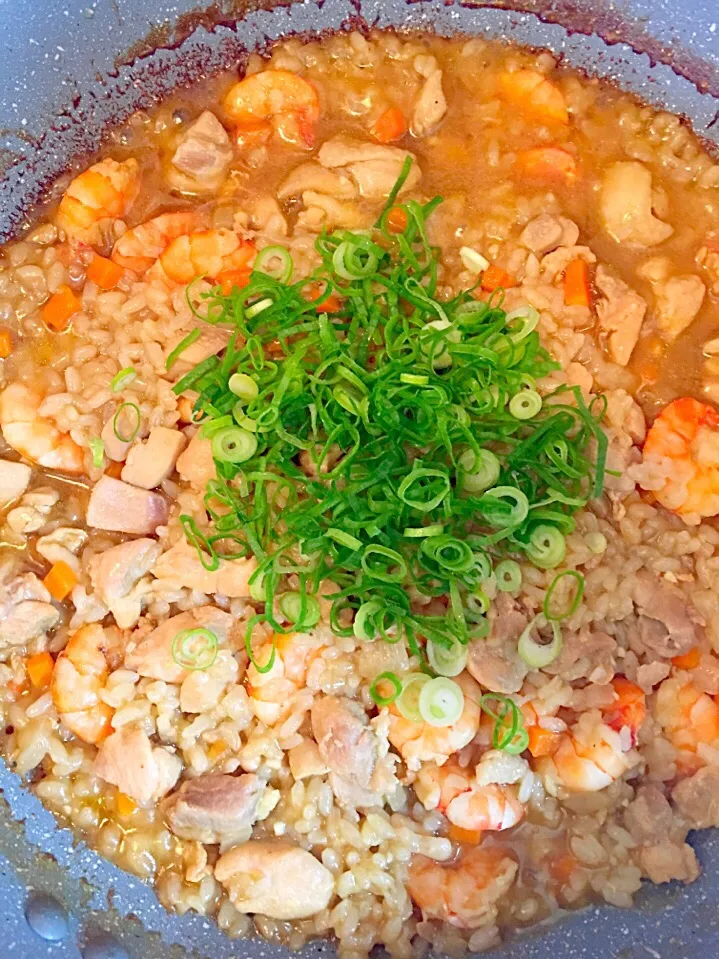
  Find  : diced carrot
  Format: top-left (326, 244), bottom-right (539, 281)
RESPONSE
top-left (42, 285), bottom-right (81, 332)
top-left (105, 460), bottom-right (124, 479)
top-left (216, 269), bottom-right (251, 296)
top-left (208, 740), bottom-right (228, 761)
top-left (0, 327), bottom-right (12, 358)
top-left (549, 853), bottom-right (577, 884)
top-left (265, 339), bottom-right (285, 357)
top-left (563, 258), bottom-right (591, 308)
top-left (386, 206), bottom-right (409, 234)
top-left (370, 107), bottom-right (407, 144)
top-left (305, 282), bottom-right (342, 312)
top-left (448, 824), bottom-right (483, 846)
top-left (672, 647), bottom-right (701, 670)
top-left (499, 69), bottom-right (569, 124)
top-left (527, 725), bottom-right (562, 758)
top-left (516, 147), bottom-right (578, 183)
top-left (603, 676), bottom-right (647, 737)
top-left (87, 254), bottom-right (124, 290)
top-left (43, 561), bottom-right (78, 602)
top-left (26, 652), bottom-right (55, 689)
top-left (481, 264), bottom-right (517, 292)
top-left (116, 791), bottom-right (138, 817)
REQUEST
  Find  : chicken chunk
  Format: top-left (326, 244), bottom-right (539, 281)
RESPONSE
top-left (165, 772), bottom-right (264, 843)
top-left (176, 432), bottom-right (216, 488)
top-left (36, 526), bottom-right (87, 576)
top-left (121, 427), bottom-right (187, 490)
top-left (595, 265), bottom-right (647, 366)
top-left (632, 571), bottom-right (698, 658)
top-left (640, 263), bottom-right (706, 340)
top-left (87, 476), bottom-right (168, 535)
top-left (600, 161), bottom-right (673, 248)
top-left (311, 695), bottom-right (378, 796)
top-left (89, 537), bottom-right (161, 629)
top-left (318, 135), bottom-right (421, 199)
top-left (152, 536), bottom-right (256, 598)
top-left (0, 460), bottom-right (31, 505)
top-left (215, 841), bottom-right (334, 919)
top-left (169, 110), bottom-right (233, 193)
top-left (412, 70), bottom-right (447, 137)
top-left (93, 726), bottom-right (181, 806)
top-left (638, 841), bottom-right (700, 885)
top-left (518, 213), bottom-right (579, 256)
top-left (466, 595), bottom-right (528, 694)
top-left (100, 414), bottom-right (137, 463)
top-left (623, 785), bottom-right (674, 844)
top-left (125, 606), bottom-right (232, 682)
top-left (277, 162), bottom-right (357, 201)
top-left (0, 572), bottom-right (60, 654)
top-left (6, 487), bottom-right (59, 535)
top-left (166, 324), bottom-right (233, 371)
top-left (672, 766), bottom-right (719, 829)
top-left (288, 738), bottom-right (329, 780)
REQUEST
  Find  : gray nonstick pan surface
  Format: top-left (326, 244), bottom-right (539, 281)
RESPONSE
top-left (1, 1), bottom-right (719, 957)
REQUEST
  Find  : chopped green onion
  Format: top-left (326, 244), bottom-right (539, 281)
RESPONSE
top-left (171, 627), bottom-right (218, 670)
top-left (400, 373), bottom-right (429, 386)
top-left (480, 693), bottom-right (529, 754)
top-left (480, 486), bottom-right (529, 528)
top-left (246, 297), bottom-right (273, 318)
top-left (228, 373), bottom-right (259, 401)
top-left (211, 426), bottom-right (257, 464)
top-left (396, 673), bottom-right (431, 722)
top-left (110, 366), bottom-right (137, 392)
top-left (112, 402), bottom-right (140, 443)
top-left (543, 570), bottom-right (585, 621)
top-left (526, 525), bottom-right (566, 569)
top-left (505, 306), bottom-right (539, 343)
top-left (427, 640), bottom-right (468, 677)
top-left (370, 671), bottom-right (402, 705)
top-left (509, 389), bottom-right (543, 420)
top-left (403, 524), bottom-right (445, 538)
top-left (458, 448), bottom-right (500, 493)
top-left (518, 616), bottom-right (563, 668)
top-left (166, 328), bottom-right (201, 371)
top-left (278, 591), bottom-right (320, 629)
top-left (254, 245), bottom-right (293, 284)
top-left (248, 569), bottom-right (267, 602)
top-left (421, 319), bottom-right (460, 370)
top-left (495, 559), bottom-right (522, 593)
top-left (418, 677), bottom-right (465, 727)
top-left (353, 600), bottom-right (383, 642)
top-left (327, 528), bottom-right (363, 550)
top-left (88, 437), bottom-right (104, 468)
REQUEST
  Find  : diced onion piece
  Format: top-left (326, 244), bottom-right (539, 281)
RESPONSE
top-left (459, 246), bottom-right (490, 274)
top-left (396, 673), bottom-right (431, 722)
top-left (427, 640), bottom-right (468, 677)
top-left (418, 677), bottom-right (465, 727)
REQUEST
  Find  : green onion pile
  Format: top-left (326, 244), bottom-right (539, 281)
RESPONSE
top-left (172, 159), bottom-right (606, 678)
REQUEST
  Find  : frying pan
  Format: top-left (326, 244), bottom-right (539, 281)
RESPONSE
top-left (1, 1), bottom-right (719, 956)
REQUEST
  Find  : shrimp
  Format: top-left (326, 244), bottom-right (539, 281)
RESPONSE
top-left (534, 710), bottom-right (635, 793)
top-left (499, 69), bottom-right (569, 124)
top-left (245, 631), bottom-right (325, 726)
top-left (654, 677), bottom-right (719, 757)
top-left (51, 624), bottom-right (123, 744)
top-left (111, 211), bottom-right (197, 274)
top-left (602, 676), bottom-right (647, 746)
top-left (223, 70), bottom-right (320, 148)
top-left (388, 672), bottom-right (481, 770)
top-left (416, 761), bottom-right (525, 833)
top-left (149, 229), bottom-right (256, 285)
top-left (407, 845), bottom-right (518, 929)
top-left (642, 397), bottom-right (719, 519)
top-left (0, 383), bottom-right (85, 474)
top-left (56, 158), bottom-right (140, 243)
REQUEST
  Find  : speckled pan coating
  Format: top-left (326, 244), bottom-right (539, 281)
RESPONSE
top-left (1, 1), bottom-right (719, 956)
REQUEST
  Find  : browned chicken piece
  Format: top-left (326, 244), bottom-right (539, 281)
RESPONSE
top-left (89, 537), bottom-right (161, 629)
top-left (595, 265), bottom-right (647, 366)
top-left (632, 571), bottom-right (698, 658)
top-left (0, 572), bottom-right (60, 653)
top-left (412, 70), bottom-right (447, 136)
top-left (176, 432), bottom-right (216, 488)
top-left (164, 772), bottom-right (265, 843)
top-left (0, 459), bottom-right (31, 505)
top-left (152, 536), bottom-right (256, 598)
top-left (317, 135), bottom-right (421, 198)
top-left (93, 726), bottom-right (181, 806)
top-left (125, 605), bottom-right (233, 683)
top-left (169, 110), bottom-right (233, 193)
top-left (277, 162), bottom-right (357, 200)
top-left (637, 257), bottom-right (706, 340)
top-left (86, 476), bottom-right (168, 535)
top-left (638, 841), bottom-right (700, 885)
top-left (121, 427), bottom-right (187, 490)
top-left (310, 694), bottom-right (381, 808)
top-left (600, 161), bottom-right (673, 247)
top-left (215, 840), bottom-right (334, 919)
top-left (672, 766), bottom-right (719, 828)
top-left (518, 213), bottom-right (578, 255)
top-left (166, 324), bottom-right (233, 371)
top-left (466, 594), bottom-right (528, 694)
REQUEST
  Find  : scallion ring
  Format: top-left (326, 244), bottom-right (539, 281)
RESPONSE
top-left (396, 673), bottom-right (431, 722)
top-left (88, 437), bottom-right (104, 469)
top-left (112, 402), bottom-right (141, 443)
top-left (418, 677), bottom-right (465, 727)
top-left (171, 627), bottom-right (218, 671)
top-left (254, 245), bottom-right (293, 283)
top-left (110, 366), bottom-right (137, 392)
top-left (495, 559), bottom-right (522, 593)
top-left (427, 640), bottom-right (468, 678)
top-left (278, 591), bottom-right (321, 629)
top-left (458, 448), bottom-right (500, 493)
top-left (518, 616), bottom-right (563, 669)
top-left (480, 486), bottom-right (529, 528)
top-left (543, 570), bottom-right (585, 621)
top-left (211, 426), bottom-right (258, 464)
top-left (370, 671), bottom-right (402, 706)
top-left (526, 525), bottom-right (566, 569)
top-left (505, 305), bottom-right (539, 343)
top-left (509, 389), bottom-right (542, 420)
top-left (245, 297), bottom-right (274, 319)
